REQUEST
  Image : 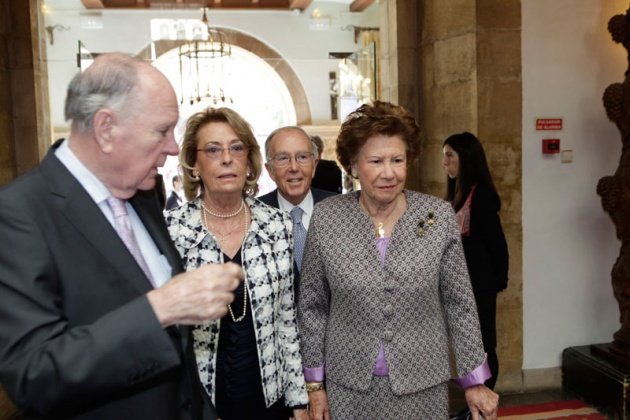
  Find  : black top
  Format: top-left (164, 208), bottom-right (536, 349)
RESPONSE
top-left (215, 249), bottom-right (262, 401)
top-left (460, 184), bottom-right (509, 293)
top-left (311, 159), bottom-right (342, 194)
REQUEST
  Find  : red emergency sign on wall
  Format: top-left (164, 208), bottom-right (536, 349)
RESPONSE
top-left (536, 118), bottom-right (563, 131)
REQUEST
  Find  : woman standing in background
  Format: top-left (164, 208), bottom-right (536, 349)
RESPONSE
top-left (443, 132), bottom-right (509, 391)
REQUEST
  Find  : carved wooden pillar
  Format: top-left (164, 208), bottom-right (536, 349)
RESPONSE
top-left (597, 7), bottom-right (630, 366)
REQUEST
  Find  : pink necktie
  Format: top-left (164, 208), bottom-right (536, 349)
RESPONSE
top-left (106, 196), bottom-right (154, 286)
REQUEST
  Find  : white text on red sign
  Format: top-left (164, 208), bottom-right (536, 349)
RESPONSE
top-left (536, 118), bottom-right (563, 131)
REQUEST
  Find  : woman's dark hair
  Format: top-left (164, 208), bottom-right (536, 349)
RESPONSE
top-left (336, 100), bottom-right (422, 176)
top-left (443, 132), bottom-right (498, 211)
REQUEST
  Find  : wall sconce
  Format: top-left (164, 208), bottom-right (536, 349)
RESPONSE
top-left (45, 24), bottom-right (70, 46)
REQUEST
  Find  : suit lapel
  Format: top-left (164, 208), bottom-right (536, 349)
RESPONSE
top-left (130, 190), bottom-right (184, 276)
top-left (260, 189), bottom-right (280, 208)
top-left (41, 149), bottom-right (154, 295)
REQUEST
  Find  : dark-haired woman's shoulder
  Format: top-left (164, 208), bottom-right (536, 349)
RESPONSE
top-left (471, 184), bottom-right (501, 213)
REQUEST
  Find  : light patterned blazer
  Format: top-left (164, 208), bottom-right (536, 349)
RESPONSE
top-left (297, 190), bottom-right (485, 395)
top-left (165, 196), bottom-right (308, 408)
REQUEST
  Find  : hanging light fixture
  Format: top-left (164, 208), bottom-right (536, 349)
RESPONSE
top-left (178, 6), bottom-right (233, 107)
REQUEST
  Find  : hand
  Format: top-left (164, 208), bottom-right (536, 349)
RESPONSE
top-left (292, 408), bottom-right (308, 420)
top-left (308, 390), bottom-right (330, 420)
top-left (147, 262), bottom-right (243, 326)
top-left (464, 384), bottom-right (499, 420)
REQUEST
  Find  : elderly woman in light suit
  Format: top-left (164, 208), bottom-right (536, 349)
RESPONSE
top-left (165, 107), bottom-right (308, 420)
top-left (297, 101), bottom-right (499, 419)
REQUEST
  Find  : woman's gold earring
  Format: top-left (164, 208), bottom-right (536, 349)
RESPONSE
top-left (192, 171), bottom-right (200, 181)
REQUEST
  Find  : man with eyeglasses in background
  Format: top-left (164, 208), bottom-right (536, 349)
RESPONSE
top-left (259, 127), bottom-right (336, 289)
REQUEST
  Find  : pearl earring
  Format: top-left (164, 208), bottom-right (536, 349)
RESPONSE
top-left (192, 171), bottom-right (200, 181)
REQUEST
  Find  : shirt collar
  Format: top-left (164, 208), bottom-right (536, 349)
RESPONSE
top-left (277, 189), bottom-right (314, 216)
top-left (54, 137), bottom-right (111, 205)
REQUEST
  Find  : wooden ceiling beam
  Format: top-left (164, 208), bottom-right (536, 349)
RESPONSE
top-left (82, 0), bottom-right (325, 10)
top-left (81, 0), bottom-right (105, 8)
top-left (350, 0), bottom-right (375, 13)
top-left (145, 0), bottom-right (206, 7)
top-left (101, 0), bottom-right (141, 7)
top-left (288, 0), bottom-right (312, 10)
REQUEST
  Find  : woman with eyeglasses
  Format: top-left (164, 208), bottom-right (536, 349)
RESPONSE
top-left (165, 107), bottom-right (308, 420)
top-left (297, 101), bottom-right (498, 419)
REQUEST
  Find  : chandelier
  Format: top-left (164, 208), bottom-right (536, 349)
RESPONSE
top-left (178, 7), bottom-right (233, 106)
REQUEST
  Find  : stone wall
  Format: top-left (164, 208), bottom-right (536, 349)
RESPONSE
top-left (391, 0), bottom-right (524, 392)
top-left (0, 0), bottom-right (16, 186)
top-left (0, 0), bottom-right (50, 188)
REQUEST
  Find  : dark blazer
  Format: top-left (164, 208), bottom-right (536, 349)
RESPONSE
top-left (311, 159), bottom-right (342, 194)
top-left (461, 184), bottom-right (509, 294)
top-left (257, 188), bottom-right (335, 299)
top-left (165, 190), bottom-right (182, 210)
top-left (257, 187), bottom-right (335, 209)
top-left (0, 141), bottom-right (213, 420)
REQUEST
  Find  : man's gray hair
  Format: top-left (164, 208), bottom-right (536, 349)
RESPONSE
top-left (64, 53), bottom-right (142, 133)
top-left (264, 126), bottom-right (319, 162)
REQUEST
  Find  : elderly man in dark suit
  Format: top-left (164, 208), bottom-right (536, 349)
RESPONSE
top-left (0, 53), bottom-right (242, 419)
top-left (258, 127), bottom-right (335, 275)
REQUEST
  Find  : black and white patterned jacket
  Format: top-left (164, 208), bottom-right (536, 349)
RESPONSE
top-left (165, 196), bottom-right (308, 408)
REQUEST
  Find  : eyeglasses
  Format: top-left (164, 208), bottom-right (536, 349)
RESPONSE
top-left (196, 143), bottom-right (249, 160)
top-left (269, 152), bottom-right (314, 168)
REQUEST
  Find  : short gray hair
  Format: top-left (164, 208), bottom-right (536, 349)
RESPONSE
top-left (64, 53), bottom-right (143, 133)
top-left (264, 126), bottom-right (319, 162)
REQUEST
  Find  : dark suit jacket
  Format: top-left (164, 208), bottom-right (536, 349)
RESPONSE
top-left (0, 141), bottom-right (213, 420)
top-left (461, 184), bottom-right (509, 294)
top-left (165, 190), bottom-right (182, 210)
top-left (257, 187), bottom-right (335, 210)
top-left (311, 159), bottom-right (342, 194)
top-left (257, 188), bottom-right (335, 299)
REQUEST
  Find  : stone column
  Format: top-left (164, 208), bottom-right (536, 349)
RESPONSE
top-left (0, 0), bottom-right (51, 188)
top-left (384, 0), bottom-right (523, 392)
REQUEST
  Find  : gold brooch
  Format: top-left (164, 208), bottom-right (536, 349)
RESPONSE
top-left (417, 208), bottom-right (436, 236)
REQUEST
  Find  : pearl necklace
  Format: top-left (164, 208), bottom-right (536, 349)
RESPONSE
top-left (227, 204), bottom-right (249, 322)
top-left (200, 200), bottom-right (250, 322)
top-left (201, 199), bottom-right (244, 218)
top-left (203, 210), bottom-right (243, 245)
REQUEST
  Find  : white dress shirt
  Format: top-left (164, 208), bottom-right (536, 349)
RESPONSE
top-left (276, 190), bottom-right (314, 230)
top-left (55, 138), bottom-right (171, 288)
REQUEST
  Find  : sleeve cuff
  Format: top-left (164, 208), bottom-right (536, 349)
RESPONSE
top-left (303, 363), bottom-right (325, 382)
top-left (453, 356), bottom-right (492, 388)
